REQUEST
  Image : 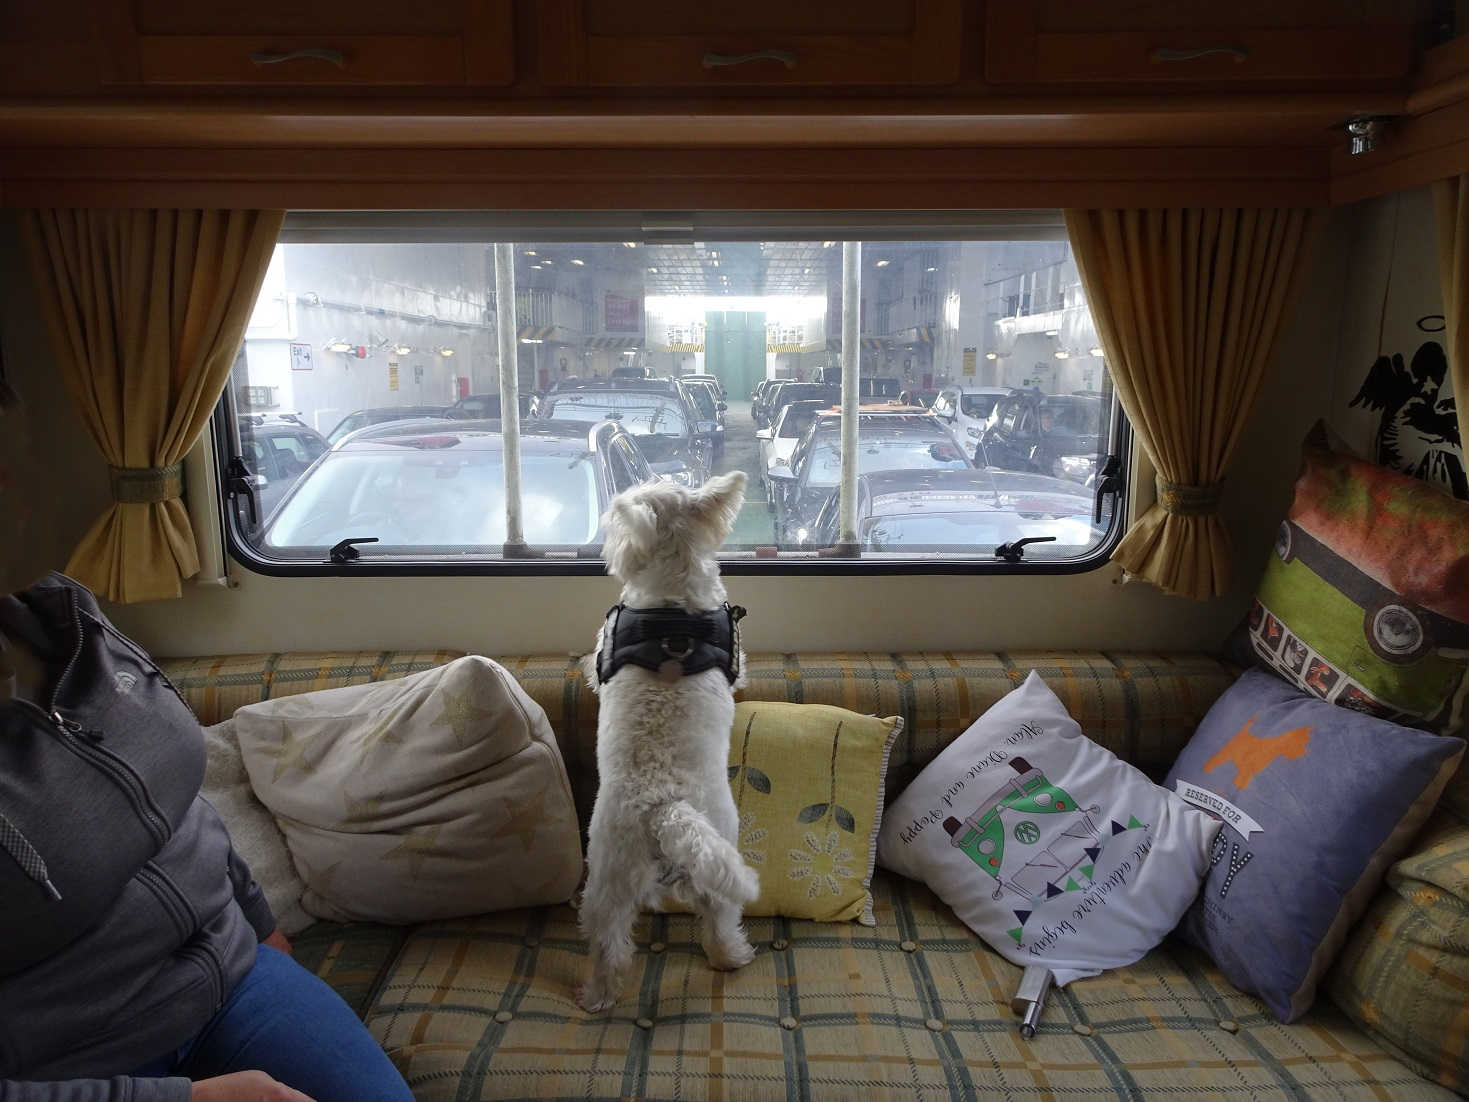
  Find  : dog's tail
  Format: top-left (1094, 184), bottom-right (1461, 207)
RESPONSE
top-left (650, 800), bottom-right (760, 905)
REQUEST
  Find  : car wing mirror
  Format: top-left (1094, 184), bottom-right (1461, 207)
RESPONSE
top-left (755, 428), bottom-right (773, 441)
top-left (767, 464), bottom-right (796, 481)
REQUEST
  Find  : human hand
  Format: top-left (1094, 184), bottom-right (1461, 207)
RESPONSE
top-left (262, 927), bottom-right (293, 955)
top-left (190, 1070), bottom-right (315, 1101)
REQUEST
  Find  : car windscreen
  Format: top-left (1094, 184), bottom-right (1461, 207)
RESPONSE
top-left (863, 512), bottom-right (1098, 553)
top-left (262, 450), bottom-right (600, 549)
top-left (542, 393), bottom-right (688, 436)
top-left (960, 394), bottom-right (1000, 417)
top-left (805, 434), bottom-right (971, 488)
top-left (686, 386), bottom-right (716, 419)
top-left (1043, 399), bottom-right (1102, 434)
top-left (778, 408), bottom-right (819, 439)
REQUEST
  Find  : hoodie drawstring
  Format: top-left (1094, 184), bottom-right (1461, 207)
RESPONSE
top-left (0, 808), bottom-right (62, 901)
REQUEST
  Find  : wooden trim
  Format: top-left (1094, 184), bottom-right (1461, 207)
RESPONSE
top-left (0, 144), bottom-right (1329, 210)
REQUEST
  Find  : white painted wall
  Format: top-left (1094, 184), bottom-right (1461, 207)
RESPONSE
top-left (0, 197), bottom-right (1432, 661)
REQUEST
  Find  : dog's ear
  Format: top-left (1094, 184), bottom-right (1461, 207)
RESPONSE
top-left (602, 493), bottom-right (660, 579)
top-left (693, 471), bottom-right (746, 542)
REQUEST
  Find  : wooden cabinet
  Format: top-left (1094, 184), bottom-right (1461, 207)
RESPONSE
top-left (536, 0), bottom-right (962, 88)
top-left (985, 1), bottom-right (1420, 88)
top-left (102, 0), bottom-right (514, 88)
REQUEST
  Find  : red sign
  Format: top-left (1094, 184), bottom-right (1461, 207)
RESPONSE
top-left (604, 292), bottom-right (640, 333)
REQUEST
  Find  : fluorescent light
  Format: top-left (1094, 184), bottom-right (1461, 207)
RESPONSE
top-left (823, 241), bottom-right (836, 247)
top-left (326, 339), bottom-right (352, 352)
top-left (875, 259), bottom-right (891, 267)
top-left (570, 258), bottom-right (586, 266)
top-left (438, 347), bottom-right (456, 356)
top-left (985, 352), bottom-right (997, 360)
top-left (1089, 347), bottom-right (1105, 357)
top-left (926, 266), bottom-right (937, 272)
top-left (520, 338), bottom-right (544, 344)
top-left (1054, 350), bottom-right (1069, 359)
top-left (394, 344), bottom-right (412, 355)
top-left (622, 242), bottom-right (638, 248)
top-left (648, 267), bottom-right (658, 273)
top-left (523, 249), bottom-right (537, 256)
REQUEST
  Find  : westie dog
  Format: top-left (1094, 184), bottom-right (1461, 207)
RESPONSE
top-left (576, 470), bottom-right (760, 1013)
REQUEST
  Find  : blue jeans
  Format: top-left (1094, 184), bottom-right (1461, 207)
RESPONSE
top-left (132, 945), bottom-right (414, 1102)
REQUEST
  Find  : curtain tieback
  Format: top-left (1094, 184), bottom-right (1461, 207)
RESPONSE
top-left (1155, 476), bottom-right (1223, 517)
top-left (109, 463), bottom-right (183, 505)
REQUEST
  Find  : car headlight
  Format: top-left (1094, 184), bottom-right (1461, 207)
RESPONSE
top-left (1054, 454), bottom-right (1096, 482)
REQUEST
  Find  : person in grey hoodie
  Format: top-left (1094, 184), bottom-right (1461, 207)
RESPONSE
top-left (0, 573), bottom-right (413, 1102)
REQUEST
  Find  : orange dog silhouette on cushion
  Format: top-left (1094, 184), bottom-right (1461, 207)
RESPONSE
top-left (1203, 717), bottom-right (1311, 790)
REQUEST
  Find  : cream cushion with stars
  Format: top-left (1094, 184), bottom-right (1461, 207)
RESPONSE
top-left (234, 656), bottom-right (582, 923)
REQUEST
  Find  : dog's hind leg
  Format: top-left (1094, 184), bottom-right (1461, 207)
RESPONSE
top-left (695, 893), bottom-right (757, 972)
top-left (577, 879), bottom-right (640, 1013)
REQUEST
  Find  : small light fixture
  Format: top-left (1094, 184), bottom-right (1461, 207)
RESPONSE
top-left (395, 344), bottom-right (412, 355)
top-left (926, 266), bottom-right (937, 272)
top-left (822, 241), bottom-right (836, 248)
top-left (523, 249), bottom-right (538, 256)
top-left (1044, 329), bottom-right (1059, 337)
top-left (1339, 115), bottom-right (1393, 156)
top-left (875, 259), bottom-right (890, 267)
top-left (1089, 346), bottom-right (1104, 357)
top-left (985, 351), bottom-right (998, 361)
top-left (571, 258), bottom-right (586, 266)
top-left (438, 347), bottom-right (456, 357)
top-left (520, 338), bottom-right (544, 344)
top-left (622, 242), bottom-right (638, 248)
top-left (648, 266), bottom-right (659, 273)
top-left (326, 338), bottom-right (352, 353)
top-left (1054, 350), bottom-right (1070, 359)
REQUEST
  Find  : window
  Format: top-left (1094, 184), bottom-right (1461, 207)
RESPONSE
top-left (219, 213), bottom-right (1127, 574)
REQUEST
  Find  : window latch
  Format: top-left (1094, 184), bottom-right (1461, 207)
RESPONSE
top-left (1092, 454), bottom-right (1123, 524)
top-left (224, 456), bottom-right (259, 530)
top-left (329, 537), bottom-right (379, 564)
top-left (994, 536), bottom-right (1056, 563)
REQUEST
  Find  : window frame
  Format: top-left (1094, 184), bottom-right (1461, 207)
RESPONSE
top-left (216, 210), bottom-right (1132, 578)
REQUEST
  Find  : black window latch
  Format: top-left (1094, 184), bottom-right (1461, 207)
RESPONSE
top-left (1093, 454), bottom-right (1123, 524)
top-left (995, 536), bottom-right (1056, 563)
top-left (224, 456), bottom-right (258, 530)
top-left (329, 537), bottom-right (379, 564)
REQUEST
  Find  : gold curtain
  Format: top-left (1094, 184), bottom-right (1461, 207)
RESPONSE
top-left (1064, 207), bottom-right (1319, 601)
top-left (1433, 176), bottom-right (1469, 460)
top-left (20, 209), bottom-right (285, 603)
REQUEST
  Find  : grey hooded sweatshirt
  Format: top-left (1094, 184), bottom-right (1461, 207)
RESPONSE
top-left (0, 573), bottom-right (275, 1101)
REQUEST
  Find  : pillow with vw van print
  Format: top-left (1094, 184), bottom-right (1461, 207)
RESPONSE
top-left (876, 671), bottom-right (1221, 987)
top-left (1248, 422), bottom-right (1469, 734)
top-left (1164, 669), bottom-right (1464, 1022)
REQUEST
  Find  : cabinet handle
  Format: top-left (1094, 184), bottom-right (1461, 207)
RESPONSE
top-left (702, 49), bottom-right (797, 70)
top-left (1149, 46), bottom-right (1249, 63)
top-left (249, 47), bottom-right (347, 69)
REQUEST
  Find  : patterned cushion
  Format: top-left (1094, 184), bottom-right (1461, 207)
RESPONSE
top-left (1326, 806), bottom-right (1469, 1094)
top-left (300, 869), bottom-right (1452, 1101)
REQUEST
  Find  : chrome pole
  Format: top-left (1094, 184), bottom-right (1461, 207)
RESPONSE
top-left (837, 241), bottom-right (861, 555)
top-left (493, 242), bottom-right (527, 554)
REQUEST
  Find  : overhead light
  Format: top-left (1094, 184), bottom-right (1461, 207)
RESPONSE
top-left (394, 344), bottom-right (412, 355)
top-left (1089, 346), bottom-right (1104, 357)
top-left (926, 266), bottom-right (937, 272)
top-left (570, 258), bottom-right (586, 266)
top-left (875, 259), bottom-right (891, 267)
top-left (542, 258), bottom-right (554, 265)
top-left (438, 347), bottom-right (456, 357)
top-left (1054, 350), bottom-right (1069, 359)
top-left (622, 242), bottom-right (638, 248)
top-left (523, 249), bottom-right (537, 256)
top-left (984, 352), bottom-right (997, 361)
top-left (823, 241), bottom-right (836, 248)
top-left (326, 339), bottom-right (352, 353)
top-left (520, 338), bottom-right (544, 344)
top-left (1044, 329), bottom-right (1059, 337)
top-left (648, 266), bottom-right (659, 273)
top-left (531, 264), bottom-right (544, 270)
top-left (623, 350), bottom-right (637, 356)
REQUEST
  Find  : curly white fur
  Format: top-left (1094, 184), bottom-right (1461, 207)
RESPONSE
top-left (576, 471), bottom-right (760, 1013)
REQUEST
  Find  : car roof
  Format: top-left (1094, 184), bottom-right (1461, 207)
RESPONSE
top-left (809, 412), bottom-right (955, 439)
top-left (859, 468), bottom-right (1093, 513)
top-left (333, 417), bottom-right (618, 456)
top-left (548, 378), bottom-right (682, 395)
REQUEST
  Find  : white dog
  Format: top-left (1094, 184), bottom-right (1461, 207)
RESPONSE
top-left (576, 470), bottom-right (760, 1013)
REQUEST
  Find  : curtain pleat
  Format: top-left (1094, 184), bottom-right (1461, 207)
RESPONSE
top-left (1433, 177), bottom-right (1469, 465)
top-left (1064, 207), bottom-right (1320, 600)
top-left (20, 209), bottom-right (285, 603)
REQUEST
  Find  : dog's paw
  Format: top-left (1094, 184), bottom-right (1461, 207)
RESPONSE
top-left (575, 982), bottom-right (619, 1013)
top-left (706, 936), bottom-right (757, 971)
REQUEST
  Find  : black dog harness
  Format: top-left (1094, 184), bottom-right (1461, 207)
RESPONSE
top-left (596, 602), bottom-right (746, 685)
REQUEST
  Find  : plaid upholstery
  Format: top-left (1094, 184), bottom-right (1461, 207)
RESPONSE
top-left (1325, 803), bottom-right (1469, 1095)
top-left (297, 870), bottom-right (1449, 1101)
top-left (156, 647), bottom-right (1449, 1099)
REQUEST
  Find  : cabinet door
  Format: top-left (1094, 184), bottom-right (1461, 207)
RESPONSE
top-left (103, 0), bottom-right (513, 88)
top-left (538, 0), bottom-right (961, 88)
top-left (985, 1), bottom-right (1418, 87)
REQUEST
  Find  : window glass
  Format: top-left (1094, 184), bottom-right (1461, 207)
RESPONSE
top-left (224, 232), bottom-right (1123, 567)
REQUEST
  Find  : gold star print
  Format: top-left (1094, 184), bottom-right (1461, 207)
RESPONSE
top-left (297, 855), bottom-right (346, 902)
top-left (382, 824), bottom-right (447, 879)
top-left (342, 786), bottom-right (389, 824)
top-left (267, 720), bottom-right (325, 783)
top-left (431, 687), bottom-right (493, 746)
top-left (357, 708), bottom-right (406, 751)
top-left (497, 786), bottom-right (549, 852)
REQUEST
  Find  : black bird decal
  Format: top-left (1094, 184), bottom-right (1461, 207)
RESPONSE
top-left (1349, 340), bottom-right (1466, 499)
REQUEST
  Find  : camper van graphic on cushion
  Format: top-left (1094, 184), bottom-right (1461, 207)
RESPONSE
top-left (877, 670), bottom-right (1220, 987)
top-left (941, 757), bottom-right (1107, 904)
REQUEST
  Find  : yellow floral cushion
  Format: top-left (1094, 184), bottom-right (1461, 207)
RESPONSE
top-left (725, 701), bottom-right (902, 924)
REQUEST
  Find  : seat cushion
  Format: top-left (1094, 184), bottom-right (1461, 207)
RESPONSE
top-left (296, 870), bottom-right (1453, 1101)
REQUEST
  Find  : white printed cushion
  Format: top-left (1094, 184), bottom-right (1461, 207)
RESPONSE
top-left (876, 670), bottom-right (1221, 986)
top-left (234, 656), bottom-right (582, 924)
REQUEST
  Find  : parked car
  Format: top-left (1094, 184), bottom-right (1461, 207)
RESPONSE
top-left (980, 390), bottom-right (1107, 485)
top-left (538, 378), bottom-right (714, 487)
top-left (444, 392), bottom-right (540, 421)
top-left (324, 405), bottom-right (449, 446)
top-left (754, 380), bottom-right (839, 429)
top-left (680, 376), bottom-right (727, 456)
top-left (237, 414), bottom-right (330, 533)
top-left (260, 417), bottom-right (656, 555)
top-left (610, 365), bottom-right (656, 379)
top-left (931, 385), bottom-right (1010, 461)
top-left (898, 388), bottom-right (939, 409)
top-left (680, 372), bottom-right (726, 400)
top-left (796, 468), bottom-right (1099, 554)
top-left (755, 398), bottom-right (828, 505)
top-left (769, 412), bottom-right (972, 543)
